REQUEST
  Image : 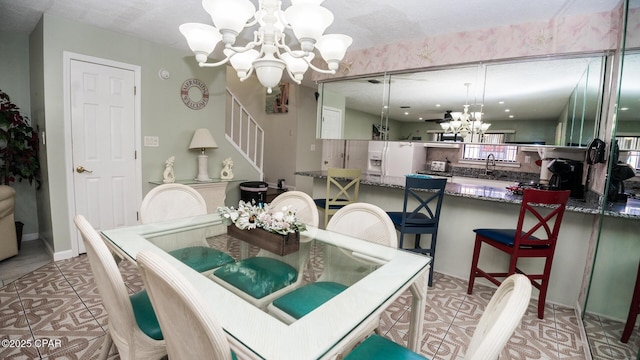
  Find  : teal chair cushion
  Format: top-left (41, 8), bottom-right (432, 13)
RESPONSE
top-left (345, 334), bottom-right (427, 360)
top-left (272, 281), bottom-right (348, 319)
top-left (130, 290), bottom-right (163, 340)
top-left (214, 257), bottom-right (298, 299)
top-left (169, 246), bottom-right (235, 273)
top-left (130, 290), bottom-right (237, 360)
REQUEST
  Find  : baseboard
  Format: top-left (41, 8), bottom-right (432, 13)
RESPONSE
top-left (22, 232), bottom-right (39, 241)
top-left (39, 237), bottom-right (73, 261)
top-left (53, 249), bottom-right (73, 261)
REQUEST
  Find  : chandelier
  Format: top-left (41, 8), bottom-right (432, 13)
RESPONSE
top-left (179, 0), bottom-right (353, 93)
top-left (440, 83), bottom-right (490, 139)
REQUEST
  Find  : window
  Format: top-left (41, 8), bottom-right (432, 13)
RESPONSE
top-left (616, 136), bottom-right (640, 170)
top-left (626, 151), bottom-right (640, 170)
top-left (617, 136), bottom-right (640, 151)
top-left (463, 144), bottom-right (518, 162)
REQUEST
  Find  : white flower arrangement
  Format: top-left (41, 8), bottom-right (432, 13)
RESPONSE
top-left (217, 200), bottom-right (307, 235)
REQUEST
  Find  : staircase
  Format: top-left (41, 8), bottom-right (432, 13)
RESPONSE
top-left (225, 88), bottom-right (264, 179)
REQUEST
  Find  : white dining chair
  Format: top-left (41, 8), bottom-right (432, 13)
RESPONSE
top-left (140, 183), bottom-right (234, 274)
top-left (137, 249), bottom-right (235, 360)
top-left (269, 190), bottom-right (320, 228)
top-left (267, 202), bottom-right (397, 351)
top-left (211, 191), bottom-right (319, 310)
top-left (343, 273), bottom-right (533, 360)
top-left (74, 215), bottom-right (166, 360)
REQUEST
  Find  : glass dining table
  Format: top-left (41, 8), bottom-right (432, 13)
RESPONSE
top-left (101, 213), bottom-right (431, 360)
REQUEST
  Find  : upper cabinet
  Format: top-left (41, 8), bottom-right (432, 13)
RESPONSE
top-left (317, 54), bottom-right (607, 147)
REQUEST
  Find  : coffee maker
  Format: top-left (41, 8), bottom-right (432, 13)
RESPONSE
top-left (608, 163), bottom-right (636, 202)
top-left (547, 158), bottom-right (584, 199)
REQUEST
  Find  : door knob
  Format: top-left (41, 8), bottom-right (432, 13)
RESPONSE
top-left (76, 166), bottom-right (93, 173)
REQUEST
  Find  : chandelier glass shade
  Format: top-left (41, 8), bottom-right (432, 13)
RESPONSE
top-left (440, 84), bottom-right (490, 139)
top-left (180, 0), bottom-right (353, 93)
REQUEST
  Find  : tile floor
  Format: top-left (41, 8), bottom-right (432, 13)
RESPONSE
top-left (0, 235), bottom-right (637, 359)
top-left (0, 239), bottom-right (51, 287)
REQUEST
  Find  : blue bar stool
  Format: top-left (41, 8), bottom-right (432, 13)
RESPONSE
top-left (386, 176), bottom-right (447, 287)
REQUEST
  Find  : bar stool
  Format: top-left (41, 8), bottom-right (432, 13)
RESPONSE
top-left (314, 168), bottom-right (361, 227)
top-left (467, 188), bottom-right (570, 319)
top-left (621, 260), bottom-right (640, 343)
top-left (386, 176), bottom-right (447, 286)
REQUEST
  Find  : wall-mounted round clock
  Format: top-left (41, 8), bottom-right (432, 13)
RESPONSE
top-left (180, 78), bottom-right (209, 110)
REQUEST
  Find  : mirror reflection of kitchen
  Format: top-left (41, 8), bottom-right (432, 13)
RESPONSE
top-left (317, 55), bottom-right (605, 147)
top-left (581, 0), bottom-right (640, 358)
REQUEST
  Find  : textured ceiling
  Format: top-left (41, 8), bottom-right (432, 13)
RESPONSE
top-left (0, 0), bottom-right (627, 123)
top-left (0, 0), bottom-right (621, 53)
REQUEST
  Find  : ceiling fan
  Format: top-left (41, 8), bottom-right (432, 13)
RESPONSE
top-left (423, 110), bottom-right (453, 123)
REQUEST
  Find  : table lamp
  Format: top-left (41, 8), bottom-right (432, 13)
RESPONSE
top-left (189, 128), bottom-right (218, 181)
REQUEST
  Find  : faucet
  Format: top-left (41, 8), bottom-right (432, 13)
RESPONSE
top-left (485, 153), bottom-right (496, 175)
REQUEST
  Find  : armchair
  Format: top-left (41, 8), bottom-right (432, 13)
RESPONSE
top-left (0, 185), bottom-right (18, 261)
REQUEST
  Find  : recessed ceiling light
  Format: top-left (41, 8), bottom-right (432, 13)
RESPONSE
top-left (509, 115), bottom-right (514, 118)
top-left (383, 105), bottom-right (389, 109)
top-left (404, 111), bottom-right (409, 116)
top-left (499, 101), bottom-right (505, 104)
top-left (504, 109), bottom-right (510, 112)
top-left (418, 117), bottom-right (423, 120)
top-left (435, 104), bottom-right (441, 107)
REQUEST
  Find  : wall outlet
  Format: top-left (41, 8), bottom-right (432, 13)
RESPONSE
top-left (144, 136), bottom-right (159, 147)
top-left (524, 155), bottom-right (531, 164)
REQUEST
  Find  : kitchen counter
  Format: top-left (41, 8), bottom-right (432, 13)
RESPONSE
top-left (297, 170), bottom-right (639, 321)
top-left (296, 170), bottom-right (639, 219)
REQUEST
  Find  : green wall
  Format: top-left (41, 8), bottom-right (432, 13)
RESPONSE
top-left (0, 34), bottom-right (39, 237)
top-left (29, 14), bottom-right (258, 257)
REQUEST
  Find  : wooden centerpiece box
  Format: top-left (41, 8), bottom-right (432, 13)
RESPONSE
top-left (227, 224), bottom-right (300, 256)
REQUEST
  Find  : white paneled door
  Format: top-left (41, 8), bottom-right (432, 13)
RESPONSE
top-left (70, 59), bottom-right (138, 254)
top-left (320, 106), bottom-right (343, 139)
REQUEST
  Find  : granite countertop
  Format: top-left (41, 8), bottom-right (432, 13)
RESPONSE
top-left (295, 170), bottom-right (640, 220)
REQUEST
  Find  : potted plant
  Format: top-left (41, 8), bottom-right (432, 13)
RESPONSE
top-left (0, 89), bottom-right (40, 248)
top-left (217, 200), bottom-right (307, 255)
top-left (0, 89), bottom-right (40, 187)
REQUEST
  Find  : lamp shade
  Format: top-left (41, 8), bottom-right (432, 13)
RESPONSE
top-left (225, 48), bottom-right (260, 78)
top-left (189, 128), bottom-right (218, 150)
top-left (280, 51), bottom-right (314, 80)
top-left (316, 34), bottom-right (352, 67)
top-left (202, 0), bottom-right (255, 35)
top-left (284, 4), bottom-right (333, 51)
top-left (254, 57), bottom-right (286, 93)
top-left (179, 23), bottom-right (222, 63)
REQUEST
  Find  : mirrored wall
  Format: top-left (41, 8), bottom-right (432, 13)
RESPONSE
top-left (582, 0), bottom-right (640, 358)
top-left (317, 55), bottom-right (606, 147)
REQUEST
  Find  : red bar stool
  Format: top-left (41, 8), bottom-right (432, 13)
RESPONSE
top-left (467, 188), bottom-right (570, 319)
top-left (621, 260), bottom-right (640, 343)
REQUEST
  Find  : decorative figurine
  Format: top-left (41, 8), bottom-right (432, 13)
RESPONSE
top-left (220, 157), bottom-right (234, 180)
top-left (163, 156), bottom-right (176, 183)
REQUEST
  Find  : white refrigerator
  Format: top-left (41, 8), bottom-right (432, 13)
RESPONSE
top-left (367, 141), bottom-right (427, 176)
